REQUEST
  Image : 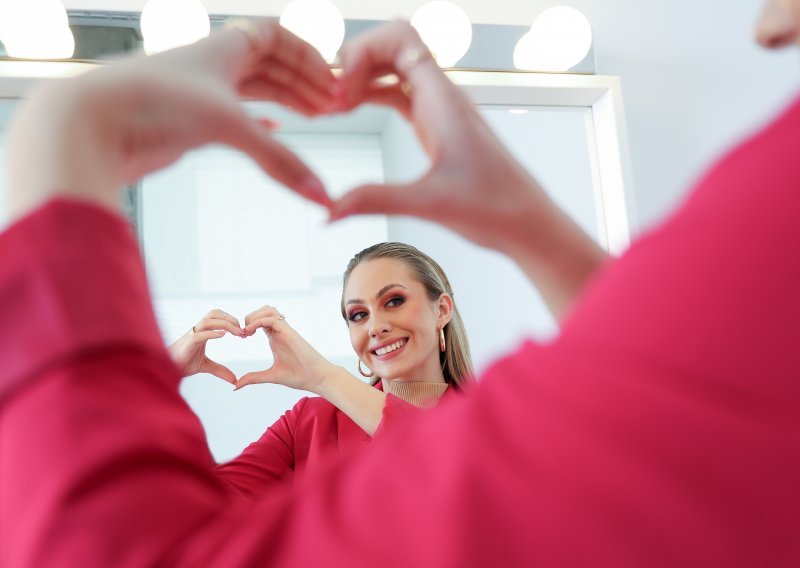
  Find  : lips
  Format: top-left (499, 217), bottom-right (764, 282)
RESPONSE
top-left (370, 338), bottom-right (408, 360)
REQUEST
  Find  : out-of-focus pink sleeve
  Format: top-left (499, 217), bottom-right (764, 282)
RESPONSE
top-left (0, 199), bottom-right (234, 566)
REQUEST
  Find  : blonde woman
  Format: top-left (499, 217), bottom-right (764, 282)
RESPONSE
top-left (169, 242), bottom-right (475, 495)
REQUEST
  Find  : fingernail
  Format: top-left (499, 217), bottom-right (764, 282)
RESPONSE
top-left (302, 177), bottom-right (332, 206)
top-left (327, 208), bottom-right (350, 223)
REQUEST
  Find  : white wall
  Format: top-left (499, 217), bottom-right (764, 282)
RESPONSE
top-left (61, 0), bottom-right (800, 229)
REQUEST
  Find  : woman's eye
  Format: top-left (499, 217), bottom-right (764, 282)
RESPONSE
top-left (386, 295), bottom-right (405, 308)
top-left (348, 310), bottom-right (367, 322)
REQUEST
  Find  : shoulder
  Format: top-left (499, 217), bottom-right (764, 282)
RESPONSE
top-left (287, 394), bottom-right (337, 420)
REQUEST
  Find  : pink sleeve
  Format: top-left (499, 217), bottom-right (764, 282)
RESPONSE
top-left (0, 200), bottom-right (228, 566)
top-left (214, 399), bottom-right (308, 498)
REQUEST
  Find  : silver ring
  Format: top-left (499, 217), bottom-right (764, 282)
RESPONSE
top-left (190, 326), bottom-right (197, 335)
top-left (276, 314), bottom-right (286, 321)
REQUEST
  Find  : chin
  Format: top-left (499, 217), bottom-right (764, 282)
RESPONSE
top-left (374, 362), bottom-right (413, 381)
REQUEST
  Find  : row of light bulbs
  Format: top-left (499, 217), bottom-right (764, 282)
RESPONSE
top-left (0, 0), bottom-right (593, 72)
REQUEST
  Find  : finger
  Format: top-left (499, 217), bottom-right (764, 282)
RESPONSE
top-left (257, 117), bottom-right (279, 131)
top-left (244, 59), bottom-right (335, 113)
top-left (244, 304), bottom-right (282, 326)
top-left (338, 22), bottom-right (439, 106)
top-left (234, 369), bottom-right (275, 390)
top-left (328, 177), bottom-right (439, 221)
top-left (243, 315), bottom-right (285, 337)
top-left (207, 309), bottom-right (242, 328)
top-left (191, 326), bottom-right (226, 343)
top-left (223, 117), bottom-right (332, 207)
top-left (260, 22), bottom-right (336, 96)
top-left (359, 84), bottom-right (412, 120)
top-left (203, 358), bottom-right (237, 385)
top-left (210, 19), bottom-right (335, 98)
top-left (194, 318), bottom-right (244, 337)
top-left (239, 78), bottom-right (322, 117)
top-left (338, 22), bottom-right (467, 135)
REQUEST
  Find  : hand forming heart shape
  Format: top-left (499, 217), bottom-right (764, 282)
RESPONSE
top-left (168, 305), bottom-right (336, 393)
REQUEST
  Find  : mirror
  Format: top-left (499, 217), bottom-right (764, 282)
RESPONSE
top-left (0, 65), bottom-right (635, 461)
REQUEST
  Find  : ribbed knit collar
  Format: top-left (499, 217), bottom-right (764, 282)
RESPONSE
top-left (380, 379), bottom-right (450, 408)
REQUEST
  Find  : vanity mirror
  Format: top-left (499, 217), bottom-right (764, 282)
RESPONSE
top-left (0, 41), bottom-right (635, 461)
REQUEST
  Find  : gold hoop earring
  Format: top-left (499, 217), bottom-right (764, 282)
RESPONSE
top-left (358, 360), bottom-right (374, 378)
top-left (439, 328), bottom-right (446, 353)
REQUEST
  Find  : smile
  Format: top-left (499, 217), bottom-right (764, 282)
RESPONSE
top-left (372, 338), bottom-right (408, 358)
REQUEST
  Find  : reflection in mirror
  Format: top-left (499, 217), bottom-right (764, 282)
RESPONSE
top-left (0, 72), bottom-right (633, 462)
top-left (137, 101), bottom-right (607, 460)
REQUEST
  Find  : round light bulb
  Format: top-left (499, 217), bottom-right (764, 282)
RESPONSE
top-left (514, 6), bottom-right (593, 72)
top-left (280, 0), bottom-right (345, 64)
top-left (141, 0), bottom-right (210, 56)
top-left (410, 1), bottom-right (473, 68)
top-left (0, 0), bottom-right (74, 59)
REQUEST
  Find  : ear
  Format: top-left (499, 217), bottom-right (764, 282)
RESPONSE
top-left (436, 293), bottom-right (454, 328)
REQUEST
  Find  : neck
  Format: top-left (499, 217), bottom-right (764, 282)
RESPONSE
top-left (380, 378), bottom-right (449, 408)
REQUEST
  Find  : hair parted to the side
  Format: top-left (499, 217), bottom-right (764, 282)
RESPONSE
top-left (341, 242), bottom-right (475, 389)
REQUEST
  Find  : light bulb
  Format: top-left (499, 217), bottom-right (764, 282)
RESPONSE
top-left (280, 0), bottom-right (345, 64)
top-left (514, 6), bottom-right (593, 72)
top-left (410, 1), bottom-right (472, 68)
top-left (0, 0), bottom-right (74, 59)
top-left (141, 0), bottom-right (210, 56)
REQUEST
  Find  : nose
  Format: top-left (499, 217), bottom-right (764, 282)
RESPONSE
top-left (755, 0), bottom-right (799, 49)
top-left (368, 314), bottom-right (392, 338)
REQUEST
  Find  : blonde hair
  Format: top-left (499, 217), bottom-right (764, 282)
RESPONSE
top-left (341, 242), bottom-right (475, 389)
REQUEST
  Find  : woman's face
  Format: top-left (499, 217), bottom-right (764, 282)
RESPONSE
top-left (757, 0), bottom-right (800, 48)
top-left (343, 258), bottom-right (452, 382)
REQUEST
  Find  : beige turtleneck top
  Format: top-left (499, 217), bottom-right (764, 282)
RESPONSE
top-left (380, 379), bottom-right (450, 408)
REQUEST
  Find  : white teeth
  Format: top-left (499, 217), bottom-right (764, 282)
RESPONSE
top-left (375, 339), bottom-right (406, 356)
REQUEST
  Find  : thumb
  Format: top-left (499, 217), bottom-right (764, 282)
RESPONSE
top-left (234, 369), bottom-right (276, 391)
top-left (203, 358), bottom-right (236, 385)
top-left (327, 177), bottom-right (434, 222)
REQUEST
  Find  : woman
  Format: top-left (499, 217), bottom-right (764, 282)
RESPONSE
top-left (168, 242), bottom-right (474, 496)
top-left (2, 4), bottom-right (798, 565)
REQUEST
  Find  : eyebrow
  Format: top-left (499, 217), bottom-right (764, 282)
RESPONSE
top-left (345, 283), bottom-right (408, 306)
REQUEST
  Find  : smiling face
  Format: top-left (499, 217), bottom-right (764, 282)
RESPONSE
top-left (343, 257), bottom-right (452, 383)
top-left (756, 0), bottom-right (800, 48)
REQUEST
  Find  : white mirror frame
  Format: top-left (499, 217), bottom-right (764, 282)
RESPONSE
top-left (0, 61), bottom-right (637, 253)
top-left (447, 70), bottom-right (637, 253)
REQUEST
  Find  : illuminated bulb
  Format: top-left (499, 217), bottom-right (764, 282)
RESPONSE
top-left (514, 6), bottom-right (592, 72)
top-left (141, 0), bottom-right (210, 55)
top-left (280, 0), bottom-right (345, 64)
top-left (410, 1), bottom-right (472, 68)
top-left (0, 0), bottom-right (74, 59)
top-left (509, 109), bottom-right (529, 115)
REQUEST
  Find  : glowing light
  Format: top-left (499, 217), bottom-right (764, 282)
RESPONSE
top-left (141, 0), bottom-right (211, 56)
top-left (514, 6), bottom-right (593, 72)
top-left (280, 0), bottom-right (345, 64)
top-left (411, 1), bottom-right (473, 68)
top-left (0, 0), bottom-right (74, 59)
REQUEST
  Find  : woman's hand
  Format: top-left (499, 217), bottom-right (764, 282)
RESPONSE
top-left (168, 309), bottom-right (245, 384)
top-left (330, 22), bottom-right (607, 318)
top-left (8, 18), bottom-right (336, 220)
top-left (234, 304), bottom-right (337, 393)
top-left (330, 22), bottom-right (555, 254)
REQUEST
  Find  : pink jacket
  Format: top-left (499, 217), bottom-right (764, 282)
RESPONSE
top-left (215, 384), bottom-right (459, 497)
